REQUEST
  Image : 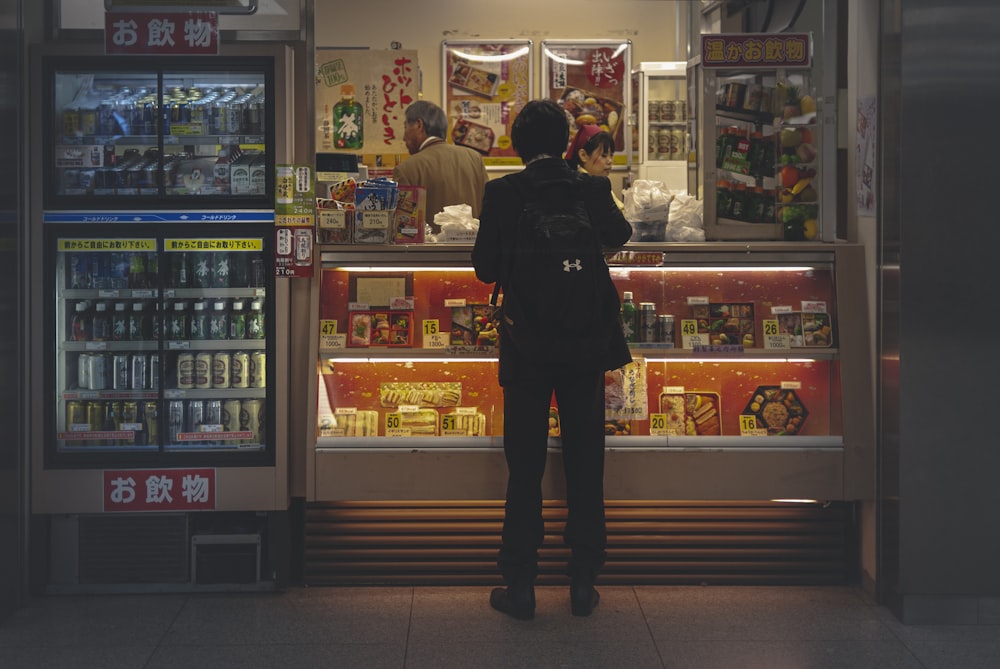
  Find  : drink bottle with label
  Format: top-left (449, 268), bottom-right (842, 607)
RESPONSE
top-left (333, 84), bottom-right (363, 150)
top-left (620, 291), bottom-right (637, 342)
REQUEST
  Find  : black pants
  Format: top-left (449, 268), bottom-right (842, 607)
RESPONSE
top-left (498, 361), bottom-right (607, 584)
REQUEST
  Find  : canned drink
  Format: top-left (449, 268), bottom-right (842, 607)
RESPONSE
top-left (77, 353), bottom-right (91, 390)
top-left (659, 99), bottom-right (676, 122)
top-left (63, 107), bottom-right (80, 136)
top-left (205, 400), bottom-right (223, 426)
top-left (168, 400), bottom-right (184, 443)
top-left (143, 401), bottom-right (159, 446)
top-left (177, 352), bottom-right (195, 389)
top-left (212, 351), bottom-right (231, 388)
top-left (112, 354), bottom-right (131, 390)
top-left (657, 314), bottom-right (675, 345)
top-left (86, 401), bottom-right (105, 432)
top-left (230, 351), bottom-right (250, 389)
top-left (194, 352), bottom-right (213, 389)
top-left (670, 128), bottom-right (686, 161)
top-left (638, 303), bottom-right (658, 343)
top-left (149, 354), bottom-right (160, 390)
top-left (87, 353), bottom-right (108, 390)
top-left (187, 400), bottom-right (204, 434)
top-left (222, 399), bottom-right (242, 443)
top-left (656, 128), bottom-right (672, 160)
top-left (131, 354), bottom-right (148, 390)
top-left (648, 100), bottom-right (661, 123)
top-left (122, 401), bottom-right (140, 445)
top-left (249, 351), bottom-right (266, 388)
top-left (240, 399), bottom-right (262, 444)
top-left (66, 400), bottom-right (86, 428)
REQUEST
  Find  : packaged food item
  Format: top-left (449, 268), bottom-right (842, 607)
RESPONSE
top-left (742, 386), bottom-right (808, 435)
top-left (657, 392), bottom-right (687, 435)
top-left (442, 411), bottom-right (487, 436)
top-left (450, 304), bottom-right (496, 347)
top-left (393, 186), bottom-right (426, 244)
top-left (693, 302), bottom-right (756, 347)
top-left (398, 408), bottom-right (439, 436)
top-left (354, 177), bottom-right (398, 244)
top-left (548, 406), bottom-right (560, 438)
top-left (322, 410), bottom-right (379, 437)
top-left (379, 382), bottom-right (461, 408)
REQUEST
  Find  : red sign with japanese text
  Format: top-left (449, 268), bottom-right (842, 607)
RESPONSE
top-left (105, 12), bottom-right (219, 56)
top-left (701, 33), bottom-right (812, 69)
top-left (104, 468), bottom-right (216, 512)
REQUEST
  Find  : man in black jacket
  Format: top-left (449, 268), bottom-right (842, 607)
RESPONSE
top-left (472, 99), bottom-right (632, 620)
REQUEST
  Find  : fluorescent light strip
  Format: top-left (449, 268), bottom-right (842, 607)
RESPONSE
top-left (452, 47), bottom-right (531, 63)
top-left (645, 358), bottom-right (815, 363)
top-left (342, 266), bottom-right (819, 273)
top-left (328, 357), bottom-right (497, 364)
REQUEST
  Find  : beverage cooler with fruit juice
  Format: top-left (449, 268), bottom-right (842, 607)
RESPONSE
top-left (27, 44), bottom-right (292, 588)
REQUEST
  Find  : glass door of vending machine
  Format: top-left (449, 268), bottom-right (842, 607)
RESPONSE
top-left (47, 222), bottom-right (275, 468)
top-left (43, 55), bottom-right (275, 210)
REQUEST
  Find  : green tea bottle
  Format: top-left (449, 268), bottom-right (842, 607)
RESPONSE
top-left (333, 84), bottom-right (363, 150)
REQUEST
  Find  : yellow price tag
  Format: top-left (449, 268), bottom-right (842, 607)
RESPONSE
top-left (442, 414), bottom-right (457, 432)
top-left (763, 319), bottom-right (779, 336)
top-left (422, 320), bottom-right (439, 335)
top-left (740, 414), bottom-right (757, 432)
top-left (320, 320), bottom-right (337, 335)
top-left (681, 319), bottom-right (698, 336)
top-left (649, 413), bottom-right (669, 437)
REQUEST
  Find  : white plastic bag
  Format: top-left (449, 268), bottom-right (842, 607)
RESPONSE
top-left (623, 180), bottom-right (673, 223)
top-left (427, 204), bottom-right (480, 243)
top-left (665, 193), bottom-right (705, 242)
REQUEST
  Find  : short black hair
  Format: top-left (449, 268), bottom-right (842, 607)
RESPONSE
top-left (511, 99), bottom-right (569, 162)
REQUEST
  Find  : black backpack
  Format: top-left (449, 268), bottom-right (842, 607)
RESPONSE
top-left (491, 174), bottom-right (617, 363)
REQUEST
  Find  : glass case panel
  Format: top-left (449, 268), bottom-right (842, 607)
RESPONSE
top-left (46, 57), bottom-right (273, 207)
top-left (316, 262), bottom-right (842, 445)
top-left (51, 227), bottom-right (274, 464)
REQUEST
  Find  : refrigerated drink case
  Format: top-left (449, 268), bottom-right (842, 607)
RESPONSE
top-left (54, 233), bottom-right (273, 456)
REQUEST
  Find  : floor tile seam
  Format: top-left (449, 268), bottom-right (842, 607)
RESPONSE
top-left (631, 585), bottom-right (669, 669)
top-left (402, 586), bottom-right (415, 669)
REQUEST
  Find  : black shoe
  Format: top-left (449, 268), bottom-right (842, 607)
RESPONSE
top-left (490, 584), bottom-right (535, 620)
top-left (570, 582), bottom-right (600, 616)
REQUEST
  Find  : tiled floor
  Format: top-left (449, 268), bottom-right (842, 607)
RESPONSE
top-left (2, 585), bottom-right (999, 668)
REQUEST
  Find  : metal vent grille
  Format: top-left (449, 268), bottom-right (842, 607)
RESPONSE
top-left (79, 514), bottom-right (189, 584)
top-left (304, 500), bottom-right (851, 586)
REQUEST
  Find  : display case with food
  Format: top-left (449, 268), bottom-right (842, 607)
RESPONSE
top-left (311, 244), bottom-right (873, 502)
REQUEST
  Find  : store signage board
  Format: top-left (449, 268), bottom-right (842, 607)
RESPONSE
top-left (105, 11), bottom-right (219, 55)
top-left (104, 468), bottom-right (216, 511)
top-left (701, 33), bottom-right (812, 69)
top-left (105, 0), bottom-right (256, 12)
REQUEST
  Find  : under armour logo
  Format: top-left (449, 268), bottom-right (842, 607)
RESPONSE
top-left (562, 258), bottom-right (583, 272)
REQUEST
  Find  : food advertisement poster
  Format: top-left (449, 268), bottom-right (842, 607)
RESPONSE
top-left (540, 39), bottom-right (631, 165)
top-left (442, 40), bottom-right (532, 169)
top-left (315, 48), bottom-right (419, 155)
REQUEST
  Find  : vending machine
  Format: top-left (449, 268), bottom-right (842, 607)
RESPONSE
top-left (28, 43), bottom-right (292, 588)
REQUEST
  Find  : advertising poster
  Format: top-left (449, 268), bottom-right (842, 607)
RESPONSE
top-left (315, 48), bottom-right (419, 156)
top-left (441, 40), bottom-right (532, 169)
top-left (856, 95), bottom-right (877, 216)
top-left (274, 164), bottom-right (314, 278)
top-left (540, 39), bottom-right (631, 165)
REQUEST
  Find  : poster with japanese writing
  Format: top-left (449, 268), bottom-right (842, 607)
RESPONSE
top-left (315, 48), bottom-right (418, 155)
top-left (441, 40), bottom-right (532, 169)
top-left (540, 40), bottom-right (631, 163)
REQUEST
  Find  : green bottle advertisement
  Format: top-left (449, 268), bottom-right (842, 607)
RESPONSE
top-left (333, 84), bottom-right (363, 150)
